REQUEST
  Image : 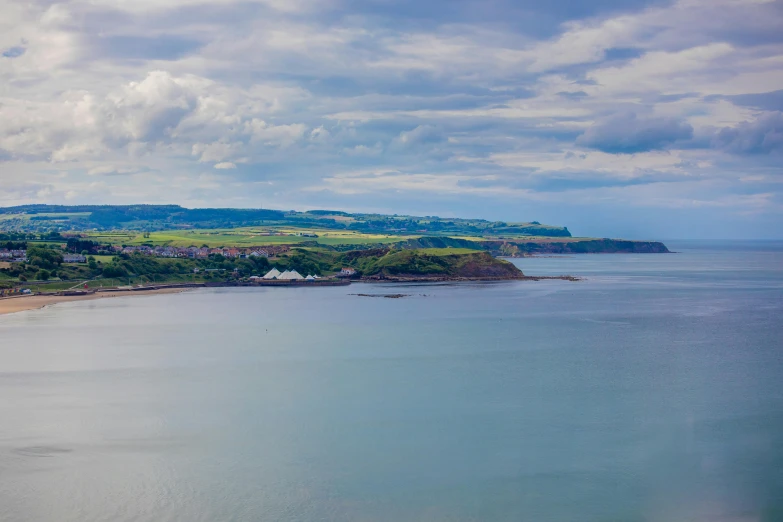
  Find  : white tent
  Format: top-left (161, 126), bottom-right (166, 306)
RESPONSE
top-left (263, 268), bottom-right (281, 279)
top-left (278, 270), bottom-right (304, 280)
top-left (305, 275), bottom-right (315, 281)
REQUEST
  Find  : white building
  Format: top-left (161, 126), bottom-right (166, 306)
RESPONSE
top-left (63, 254), bottom-right (87, 263)
top-left (263, 268), bottom-right (281, 279)
top-left (278, 270), bottom-right (304, 280)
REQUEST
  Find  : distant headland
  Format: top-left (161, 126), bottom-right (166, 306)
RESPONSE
top-left (0, 204), bottom-right (668, 304)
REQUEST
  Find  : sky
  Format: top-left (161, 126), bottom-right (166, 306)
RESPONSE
top-left (1, 0), bottom-right (782, 239)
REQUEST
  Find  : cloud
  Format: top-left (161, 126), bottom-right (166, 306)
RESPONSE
top-left (87, 165), bottom-right (146, 176)
top-left (712, 112), bottom-right (783, 154)
top-left (1, 0), bottom-right (783, 237)
top-left (576, 113), bottom-right (694, 153)
top-left (105, 71), bottom-right (202, 143)
top-left (393, 125), bottom-right (444, 147)
top-left (214, 161), bottom-right (237, 169)
top-left (245, 119), bottom-right (308, 147)
top-left (0, 70), bottom-right (311, 163)
top-left (467, 149), bottom-right (697, 177)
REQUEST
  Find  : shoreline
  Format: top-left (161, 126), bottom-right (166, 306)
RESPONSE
top-left (0, 287), bottom-right (194, 316)
top-left (356, 275), bottom-right (581, 283)
top-left (0, 275), bottom-right (581, 316)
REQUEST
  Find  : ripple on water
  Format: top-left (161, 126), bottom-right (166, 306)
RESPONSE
top-left (12, 446), bottom-right (73, 458)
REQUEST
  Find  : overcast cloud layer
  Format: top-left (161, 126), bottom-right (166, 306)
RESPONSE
top-left (1, 0), bottom-right (782, 238)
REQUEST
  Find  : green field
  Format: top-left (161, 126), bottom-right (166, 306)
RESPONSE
top-left (414, 248), bottom-right (478, 256)
top-left (84, 228), bottom-right (414, 248)
top-left (80, 228), bottom-right (612, 251)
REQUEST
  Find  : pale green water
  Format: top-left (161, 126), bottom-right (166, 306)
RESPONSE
top-left (1, 241), bottom-right (782, 521)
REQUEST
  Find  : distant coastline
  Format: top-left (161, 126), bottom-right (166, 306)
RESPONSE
top-left (0, 287), bottom-right (192, 316)
top-left (0, 270), bottom-right (585, 316)
top-left (1, 204), bottom-right (668, 300)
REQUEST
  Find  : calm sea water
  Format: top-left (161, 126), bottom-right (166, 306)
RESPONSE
top-left (1, 241), bottom-right (782, 522)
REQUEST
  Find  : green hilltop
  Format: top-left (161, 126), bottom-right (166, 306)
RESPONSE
top-left (0, 204), bottom-right (571, 238)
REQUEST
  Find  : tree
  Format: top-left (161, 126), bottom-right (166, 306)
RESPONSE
top-left (66, 238), bottom-right (99, 253)
top-left (26, 246), bottom-right (63, 269)
top-left (102, 263), bottom-right (128, 278)
top-left (36, 269), bottom-right (51, 281)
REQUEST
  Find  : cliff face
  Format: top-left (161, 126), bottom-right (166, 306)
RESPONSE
top-left (484, 239), bottom-right (670, 256)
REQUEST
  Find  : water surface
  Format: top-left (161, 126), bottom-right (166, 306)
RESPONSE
top-left (1, 241), bottom-right (782, 521)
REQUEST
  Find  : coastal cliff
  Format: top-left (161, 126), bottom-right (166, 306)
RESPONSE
top-left (484, 239), bottom-right (670, 256)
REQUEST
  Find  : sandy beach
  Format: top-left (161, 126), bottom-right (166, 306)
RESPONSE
top-left (0, 287), bottom-right (193, 316)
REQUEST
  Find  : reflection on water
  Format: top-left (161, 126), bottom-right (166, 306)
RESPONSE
top-left (1, 241), bottom-right (782, 522)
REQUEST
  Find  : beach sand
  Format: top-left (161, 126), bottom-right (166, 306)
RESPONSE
top-left (0, 287), bottom-right (193, 316)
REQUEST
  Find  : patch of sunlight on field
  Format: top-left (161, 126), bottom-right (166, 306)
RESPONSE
top-left (416, 248), bottom-right (478, 255)
top-left (92, 227), bottom-right (418, 248)
top-left (37, 213), bottom-right (91, 218)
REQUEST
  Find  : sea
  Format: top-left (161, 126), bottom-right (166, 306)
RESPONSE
top-left (1, 240), bottom-right (781, 522)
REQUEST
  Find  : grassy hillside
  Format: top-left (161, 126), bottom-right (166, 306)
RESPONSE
top-left (0, 204), bottom-right (571, 238)
top-left (343, 249), bottom-right (523, 280)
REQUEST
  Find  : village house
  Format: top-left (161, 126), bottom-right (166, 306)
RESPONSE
top-left (0, 249), bottom-right (28, 262)
top-left (339, 267), bottom-right (357, 276)
top-left (62, 254), bottom-right (87, 263)
top-left (103, 244), bottom-right (287, 260)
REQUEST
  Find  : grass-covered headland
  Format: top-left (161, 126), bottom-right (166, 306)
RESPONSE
top-left (0, 205), bottom-right (670, 293)
top-left (0, 242), bottom-right (530, 294)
